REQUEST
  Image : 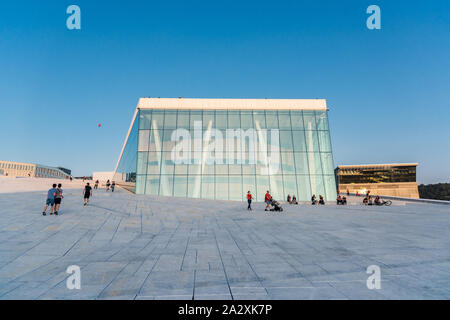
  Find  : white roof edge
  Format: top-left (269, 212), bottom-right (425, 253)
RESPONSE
top-left (137, 98), bottom-right (327, 110)
top-left (337, 163), bottom-right (419, 169)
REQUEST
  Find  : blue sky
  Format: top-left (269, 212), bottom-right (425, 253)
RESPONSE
top-left (0, 0), bottom-right (449, 183)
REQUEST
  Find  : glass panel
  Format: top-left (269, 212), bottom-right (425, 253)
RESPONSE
top-left (162, 129), bottom-right (176, 151)
top-left (145, 175), bottom-right (160, 195)
top-left (136, 175), bottom-right (146, 194)
top-left (229, 163), bottom-right (242, 175)
top-left (277, 112), bottom-right (292, 130)
top-left (164, 110), bottom-right (177, 129)
top-left (292, 131), bottom-right (307, 152)
top-left (265, 111), bottom-right (278, 129)
top-left (290, 111), bottom-right (304, 130)
top-left (215, 111), bottom-right (227, 129)
top-left (149, 129), bottom-right (163, 152)
top-left (279, 130), bottom-right (293, 151)
top-left (228, 111), bottom-right (240, 129)
top-left (189, 110), bottom-right (202, 129)
top-left (256, 175), bottom-right (269, 202)
top-left (151, 110), bottom-right (164, 130)
top-left (296, 175), bottom-right (312, 201)
top-left (253, 111), bottom-right (266, 129)
top-left (269, 175), bottom-right (284, 200)
top-left (137, 152), bottom-right (148, 175)
top-left (173, 175), bottom-right (188, 197)
top-left (203, 111), bottom-right (215, 129)
top-left (320, 152), bottom-right (334, 175)
top-left (305, 130), bottom-right (319, 152)
top-left (160, 174), bottom-right (174, 196)
top-left (310, 174), bottom-right (325, 200)
top-left (174, 163), bottom-right (188, 175)
top-left (147, 151), bottom-right (161, 175)
top-left (303, 111), bottom-right (317, 130)
top-left (177, 110), bottom-right (190, 129)
top-left (187, 175), bottom-right (202, 198)
top-left (161, 152), bottom-right (175, 175)
top-left (240, 112), bottom-right (253, 129)
top-left (215, 176), bottom-right (229, 200)
top-left (323, 175), bottom-right (337, 201)
top-left (307, 152), bottom-right (323, 175)
top-left (281, 152), bottom-right (295, 174)
top-left (216, 163), bottom-right (229, 175)
top-left (201, 175), bottom-right (215, 199)
top-left (139, 110), bottom-right (152, 130)
top-left (318, 130), bottom-right (332, 152)
top-left (283, 175), bottom-right (298, 200)
top-left (229, 175), bottom-right (243, 201)
top-left (316, 111), bottom-right (329, 130)
top-left (294, 152), bottom-right (309, 174)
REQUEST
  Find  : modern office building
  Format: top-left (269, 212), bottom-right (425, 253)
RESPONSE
top-left (114, 98), bottom-right (337, 201)
top-left (0, 160), bottom-right (71, 179)
top-left (335, 163), bottom-right (420, 198)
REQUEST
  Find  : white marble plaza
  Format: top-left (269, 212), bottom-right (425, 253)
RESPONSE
top-left (0, 178), bottom-right (449, 300)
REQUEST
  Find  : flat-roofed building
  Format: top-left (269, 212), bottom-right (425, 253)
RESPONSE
top-left (0, 160), bottom-right (71, 179)
top-left (114, 98), bottom-right (337, 201)
top-left (335, 163), bottom-right (419, 198)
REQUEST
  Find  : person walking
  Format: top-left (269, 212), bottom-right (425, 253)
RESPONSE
top-left (42, 184), bottom-right (57, 216)
top-left (106, 180), bottom-right (111, 192)
top-left (54, 183), bottom-right (64, 215)
top-left (94, 180), bottom-right (99, 190)
top-left (264, 190), bottom-right (272, 211)
top-left (83, 183), bottom-right (92, 206)
top-left (246, 191), bottom-right (253, 211)
top-left (111, 181), bottom-right (115, 192)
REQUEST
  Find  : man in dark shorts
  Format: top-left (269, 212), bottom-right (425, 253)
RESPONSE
top-left (83, 183), bottom-right (92, 206)
top-left (43, 184), bottom-right (57, 216)
top-left (54, 183), bottom-right (63, 215)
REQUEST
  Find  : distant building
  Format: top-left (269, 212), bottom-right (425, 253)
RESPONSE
top-left (0, 160), bottom-right (71, 179)
top-left (57, 167), bottom-right (72, 176)
top-left (335, 163), bottom-right (419, 198)
top-left (92, 171), bottom-right (115, 182)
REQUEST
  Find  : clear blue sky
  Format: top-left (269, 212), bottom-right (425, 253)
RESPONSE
top-left (0, 0), bottom-right (449, 183)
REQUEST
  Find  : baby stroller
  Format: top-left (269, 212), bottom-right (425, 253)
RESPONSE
top-left (269, 199), bottom-right (284, 212)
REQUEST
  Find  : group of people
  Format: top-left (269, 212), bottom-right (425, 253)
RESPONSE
top-left (336, 195), bottom-right (348, 205)
top-left (311, 194), bottom-right (325, 205)
top-left (42, 183), bottom-right (64, 215)
top-left (286, 194), bottom-right (298, 205)
top-left (245, 190), bottom-right (283, 212)
top-left (42, 179), bottom-right (117, 215)
top-left (94, 179), bottom-right (115, 192)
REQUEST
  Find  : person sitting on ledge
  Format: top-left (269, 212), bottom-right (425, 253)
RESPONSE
top-left (374, 196), bottom-right (381, 205)
top-left (287, 194), bottom-right (291, 204)
top-left (319, 195), bottom-right (325, 205)
top-left (291, 195), bottom-right (298, 205)
top-left (368, 195), bottom-right (373, 206)
top-left (311, 194), bottom-right (318, 205)
top-left (342, 196), bottom-right (347, 205)
top-left (363, 197), bottom-right (368, 205)
top-left (337, 195), bottom-right (342, 205)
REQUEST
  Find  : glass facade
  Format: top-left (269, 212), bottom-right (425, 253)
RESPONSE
top-left (115, 108), bottom-right (337, 201)
top-left (336, 165), bottom-right (417, 184)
